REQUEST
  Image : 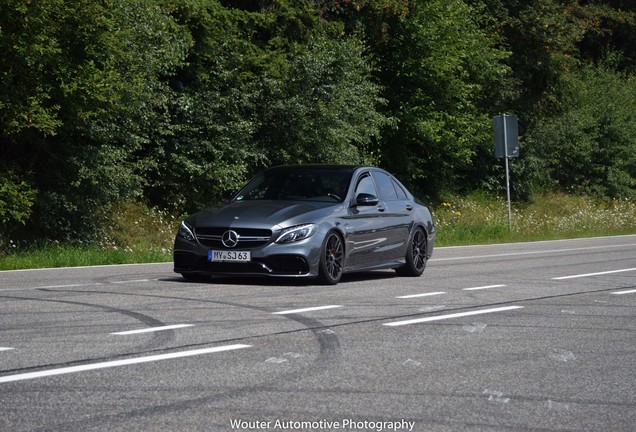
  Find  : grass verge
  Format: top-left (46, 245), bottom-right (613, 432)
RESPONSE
top-left (1, 202), bottom-right (176, 271)
top-left (435, 192), bottom-right (636, 246)
top-left (0, 245), bottom-right (170, 270)
top-left (1, 193), bottom-right (635, 270)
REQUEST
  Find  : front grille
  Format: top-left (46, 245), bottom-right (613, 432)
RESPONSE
top-left (262, 255), bottom-right (310, 275)
top-left (202, 255), bottom-right (309, 275)
top-left (175, 251), bottom-right (310, 276)
top-left (195, 227), bottom-right (272, 249)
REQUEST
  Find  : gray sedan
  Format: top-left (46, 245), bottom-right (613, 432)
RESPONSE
top-left (174, 165), bottom-right (435, 284)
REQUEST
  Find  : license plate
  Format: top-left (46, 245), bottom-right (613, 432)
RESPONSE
top-left (208, 250), bottom-right (251, 262)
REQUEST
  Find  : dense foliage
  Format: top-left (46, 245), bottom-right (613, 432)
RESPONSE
top-left (1, 0), bottom-right (635, 243)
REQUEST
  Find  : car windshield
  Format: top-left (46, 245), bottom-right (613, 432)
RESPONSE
top-left (235, 167), bottom-right (353, 203)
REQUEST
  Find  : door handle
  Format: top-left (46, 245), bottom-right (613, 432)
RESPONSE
top-left (406, 205), bottom-right (413, 211)
top-left (377, 205), bottom-right (386, 212)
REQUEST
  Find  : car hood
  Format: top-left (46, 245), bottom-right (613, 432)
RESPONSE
top-left (186, 200), bottom-right (341, 229)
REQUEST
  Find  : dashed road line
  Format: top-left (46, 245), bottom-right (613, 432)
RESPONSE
top-left (112, 279), bottom-right (151, 284)
top-left (463, 284), bottom-right (507, 291)
top-left (383, 305), bottom-right (524, 327)
top-left (553, 268), bottom-right (636, 280)
top-left (0, 347), bottom-right (15, 352)
top-left (272, 305), bottom-right (343, 315)
top-left (611, 289), bottom-right (636, 295)
top-left (111, 324), bottom-right (194, 335)
top-left (396, 292), bottom-right (446, 299)
top-left (0, 345), bottom-right (251, 384)
top-left (39, 283), bottom-right (103, 289)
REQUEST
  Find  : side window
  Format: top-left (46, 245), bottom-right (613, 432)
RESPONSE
top-left (372, 172), bottom-right (398, 201)
top-left (355, 174), bottom-right (377, 197)
top-left (391, 178), bottom-right (408, 200)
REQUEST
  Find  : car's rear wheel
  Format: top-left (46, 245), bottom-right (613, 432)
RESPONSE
top-left (318, 231), bottom-right (344, 285)
top-left (396, 227), bottom-right (427, 277)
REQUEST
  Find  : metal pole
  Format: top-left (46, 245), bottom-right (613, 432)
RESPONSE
top-left (503, 115), bottom-right (512, 229)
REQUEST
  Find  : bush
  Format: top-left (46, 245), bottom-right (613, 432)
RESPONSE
top-left (0, 169), bottom-right (36, 227)
top-left (526, 64), bottom-right (636, 199)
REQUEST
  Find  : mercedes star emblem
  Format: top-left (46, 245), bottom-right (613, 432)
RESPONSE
top-left (221, 230), bottom-right (239, 248)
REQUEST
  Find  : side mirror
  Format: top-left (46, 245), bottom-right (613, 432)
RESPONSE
top-left (355, 193), bottom-right (379, 207)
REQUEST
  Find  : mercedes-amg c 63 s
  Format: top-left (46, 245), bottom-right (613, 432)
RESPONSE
top-left (174, 165), bottom-right (435, 284)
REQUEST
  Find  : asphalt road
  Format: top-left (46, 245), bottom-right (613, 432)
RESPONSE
top-left (1, 235), bottom-right (635, 432)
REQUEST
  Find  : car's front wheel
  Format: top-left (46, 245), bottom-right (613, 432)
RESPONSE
top-left (396, 227), bottom-right (427, 277)
top-left (318, 231), bottom-right (344, 285)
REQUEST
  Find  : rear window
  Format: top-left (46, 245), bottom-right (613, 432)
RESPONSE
top-left (391, 178), bottom-right (408, 199)
top-left (372, 172), bottom-right (398, 201)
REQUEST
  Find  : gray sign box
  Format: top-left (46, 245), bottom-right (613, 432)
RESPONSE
top-left (494, 115), bottom-right (519, 158)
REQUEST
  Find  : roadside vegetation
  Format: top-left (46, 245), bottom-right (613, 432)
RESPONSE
top-left (435, 192), bottom-right (636, 246)
top-left (1, 194), bottom-right (634, 271)
top-left (0, 202), bottom-right (176, 270)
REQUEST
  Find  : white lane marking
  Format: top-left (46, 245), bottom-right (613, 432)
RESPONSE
top-left (438, 234), bottom-right (636, 249)
top-left (431, 243), bottom-right (636, 262)
top-left (111, 324), bottom-right (194, 335)
top-left (39, 283), bottom-right (103, 289)
top-left (0, 280), bottom-right (153, 292)
top-left (553, 268), bottom-right (636, 280)
top-left (0, 288), bottom-right (39, 292)
top-left (383, 306), bottom-right (524, 327)
top-left (272, 305), bottom-right (343, 315)
top-left (611, 289), bottom-right (636, 295)
top-left (0, 347), bottom-right (15, 352)
top-left (463, 284), bottom-right (507, 291)
top-left (0, 345), bottom-right (251, 384)
top-left (396, 292), bottom-right (446, 299)
top-left (112, 279), bottom-right (151, 284)
top-left (0, 283), bottom-right (104, 292)
top-left (0, 262), bottom-right (171, 273)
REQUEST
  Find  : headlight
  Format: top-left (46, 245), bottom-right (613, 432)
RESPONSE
top-left (275, 224), bottom-right (317, 244)
top-left (178, 221), bottom-right (196, 242)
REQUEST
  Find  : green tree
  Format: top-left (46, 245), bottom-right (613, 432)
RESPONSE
top-left (0, 0), bottom-right (188, 240)
top-left (372, 0), bottom-right (511, 198)
top-left (526, 64), bottom-right (636, 198)
top-left (141, 0), bottom-right (273, 211)
top-left (0, 169), bottom-right (37, 227)
top-left (256, 35), bottom-right (388, 166)
top-left (473, 0), bottom-right (585, 115)
top-left (145, 0), bottom-right (389, 212)
top-left (471, 0), bottom-right (636, 200)
top-left (575, 1), bottom-right (636, 74)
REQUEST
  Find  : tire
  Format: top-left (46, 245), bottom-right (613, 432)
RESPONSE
top-left (396, 227), bottom-right (427, 277)
top-left (318, 231), bottom-right (344, 285)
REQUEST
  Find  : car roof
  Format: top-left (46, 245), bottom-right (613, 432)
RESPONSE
top-left (267, 164), bottom-right (361, 171)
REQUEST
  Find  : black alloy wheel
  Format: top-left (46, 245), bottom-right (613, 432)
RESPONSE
top-left (319, 232), bottom-right (344, 285)
top-left (396, 227), bottom-right (427, 277)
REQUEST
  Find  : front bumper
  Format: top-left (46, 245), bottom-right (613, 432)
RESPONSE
top-left (173, 234), bottom-right (323, 278)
